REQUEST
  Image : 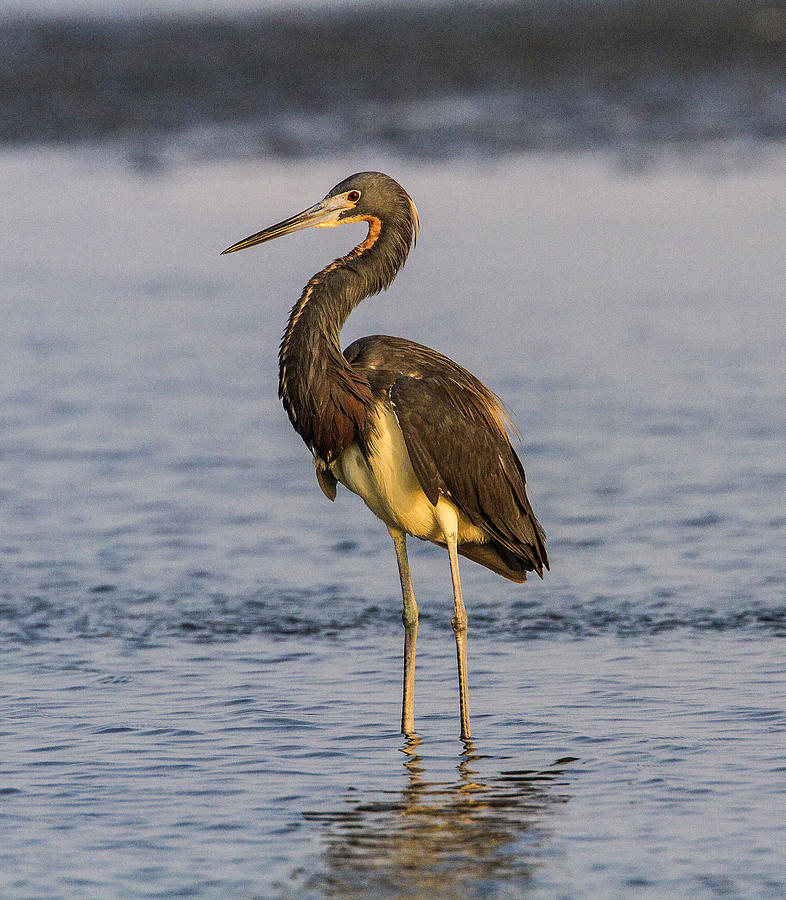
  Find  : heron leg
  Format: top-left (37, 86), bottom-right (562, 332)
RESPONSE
top-left (389, 527), bottom-right (418, 735)
top-left (447, 536), bottom-right (471, 740)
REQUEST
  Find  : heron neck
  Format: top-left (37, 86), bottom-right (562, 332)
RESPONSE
top-left (278, 217), bottom-right (409, 460)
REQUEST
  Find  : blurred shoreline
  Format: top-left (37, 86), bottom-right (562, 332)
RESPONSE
top-left (2, 0), bottom-right (785, 164)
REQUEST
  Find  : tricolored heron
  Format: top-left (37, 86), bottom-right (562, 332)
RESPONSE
top-left (222, 172), bottom-right (548, 740)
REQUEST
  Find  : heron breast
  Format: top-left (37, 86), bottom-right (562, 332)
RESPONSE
top-left (331, 405), bottom-right (486, 545)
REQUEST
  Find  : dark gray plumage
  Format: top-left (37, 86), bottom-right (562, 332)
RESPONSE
top-left (222, 171), bottom-right (548, 740)
top-left (344, 334), bottom-right (547, 582)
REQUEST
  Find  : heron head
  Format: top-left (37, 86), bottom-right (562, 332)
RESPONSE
top-left (221, 171), bottom-right (418, 255)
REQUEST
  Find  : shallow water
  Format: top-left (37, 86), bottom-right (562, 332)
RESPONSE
top-left (1, 147), bottom-right (785, 897)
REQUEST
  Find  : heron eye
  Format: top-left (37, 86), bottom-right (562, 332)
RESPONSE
top-left (347, 190), bottom-right (360, 202)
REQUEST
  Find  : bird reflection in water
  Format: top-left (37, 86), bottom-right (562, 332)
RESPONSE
top-left (301, 738), bottom-right (577, 898)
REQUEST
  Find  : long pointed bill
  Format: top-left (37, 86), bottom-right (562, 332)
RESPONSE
top-left (221, 194), bottom-right (356, 255)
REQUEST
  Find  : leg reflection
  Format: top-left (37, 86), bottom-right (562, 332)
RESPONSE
top-left (301, 736), bottom-right (577, 897)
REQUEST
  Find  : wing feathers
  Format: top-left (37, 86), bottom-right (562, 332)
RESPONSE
top-left (346, 335), bottom-right (549, 578)
top-left (389, 373), bottom-right (548, 577)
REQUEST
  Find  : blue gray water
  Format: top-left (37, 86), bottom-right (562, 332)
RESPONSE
top-left (1, 146), bottom-right (785, 897)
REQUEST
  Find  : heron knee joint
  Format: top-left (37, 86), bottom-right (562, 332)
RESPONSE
top-left (402, 607), bottom-right (418, 628)
top-left (451, 612), bottom-right (467, 635)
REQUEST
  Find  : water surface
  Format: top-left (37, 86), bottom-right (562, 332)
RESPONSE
top-left (1, 147), bottom-right (785, 896)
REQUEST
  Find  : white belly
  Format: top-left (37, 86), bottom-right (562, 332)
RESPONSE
top-left (330, 405), bottom-right (487, 545)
